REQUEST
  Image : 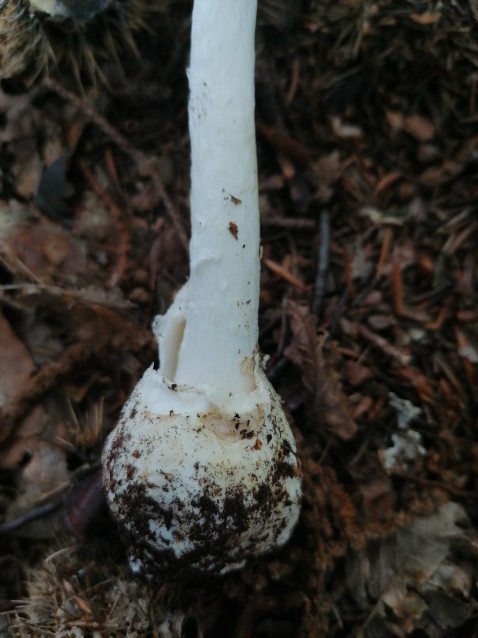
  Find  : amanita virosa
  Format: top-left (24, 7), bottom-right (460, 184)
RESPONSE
top-left (102, 0), bottom-right (302, 577)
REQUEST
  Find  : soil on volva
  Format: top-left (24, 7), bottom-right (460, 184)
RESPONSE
top-left (1, 1), bottom-right (478, 636)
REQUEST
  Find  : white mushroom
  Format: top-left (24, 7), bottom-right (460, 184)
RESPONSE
top-left (102, 0), bottom-right (302, 578)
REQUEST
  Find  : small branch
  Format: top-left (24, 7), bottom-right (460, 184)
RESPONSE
top-left (261, 216), bottom-right (315, 231)
top-left (256, 121), bottom-right (311, 165)
top-left (375, 226), bottom-right (393, 278)
top-left (263, 257), bottom-right (308, 292)
top-left (82, 162), bottom-right (130, 288)
top-left (358, 324), bottom-right (411, 367)
top-left (311, 210), bottom-right (331, 318)
top-left (391, 249), bottom-right (405, 315)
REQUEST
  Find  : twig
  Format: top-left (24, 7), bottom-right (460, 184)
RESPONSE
top-left (256, 120), bottom-right (311, 165)
top-left (0, 499), bottom-right (63, 534)
top-left (391, 469), bottom-right (478, 499)
top-left (376, 226), bottom-right (393, 278)
top-left (263, 257), bottom-right (308, 291)
top-left (311, 209), bottom-right (331, 317)
top-left (261, 216), bottom-right (315, 231)
top-left (391, 249), bottom-right (405, 314)
top-left (82, 162), bottom-right (130, 288)
top-left (358, 324), bottom-right (411, 367)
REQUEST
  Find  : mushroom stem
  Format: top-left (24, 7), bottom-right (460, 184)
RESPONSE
top-left (173, 0), bottom-right (259, 393)
top-left (102, 0), bottom-right (302, 578)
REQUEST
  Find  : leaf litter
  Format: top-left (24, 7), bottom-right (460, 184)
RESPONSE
top-left (1, 1), bottom-right (478, 636)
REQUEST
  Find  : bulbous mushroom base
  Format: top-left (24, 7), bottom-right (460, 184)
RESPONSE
top-left (102, 358), bottom-right (302, 578)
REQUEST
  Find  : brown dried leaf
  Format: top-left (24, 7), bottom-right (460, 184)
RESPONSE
top-left (284, 301), bottom-right (358, 440)
top-left (346, 503), bottom-right (474, 635)
top-left (3, 440), bottom-right (69, 538)
top-left (311, 150), bottom-right (342, 186)
top-left (402, 114), bottom-right (436, 142)
top-left (0, 313), bottom-right (34, 405)
top-left (367, 314), bottom-right (396, 331)
top-left (0, 312), bottom-right (44, 469)
top-left (385, 110), bottom-right (404, 133)
top-left (283, 302), bottom-right (316, 373)
top-left (394, 366), bottom-right (435, 403)
top-left (386, 111), bottom-right (435, 142)
top-left (0, 201), bottom-right (86, 283)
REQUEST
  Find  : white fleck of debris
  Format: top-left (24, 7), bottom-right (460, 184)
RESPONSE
top-left (389, 392), bottom-right (421, 429)
top-left (380, 393), bottom-right (426, 472)
top-left (382, 430), bottom-right (426, 472)
top-left (157, 611), bottom-right (185, 638)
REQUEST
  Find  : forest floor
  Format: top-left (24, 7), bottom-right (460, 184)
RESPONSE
top-left (1, 1), bottom-right (478, 636)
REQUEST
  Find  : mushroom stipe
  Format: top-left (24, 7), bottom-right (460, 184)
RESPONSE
top-left (102, 0), bottom-right (302, 578)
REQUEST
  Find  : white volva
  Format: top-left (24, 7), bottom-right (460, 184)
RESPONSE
top-left (103, 0), bottom-right (302, 578)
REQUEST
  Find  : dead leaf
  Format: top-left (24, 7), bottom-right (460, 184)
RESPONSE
top-left (344, 360), bottom-right (373, 387)
top-left (311, 150), bottom-right (342, 186)
top-left (13, 150), bottom-right (43, 199)
top-left (394, 367), bottom-right (435, 403)
top-left (0, 200), bottom-right (86, 283)
top-left (285, 301), bottom-right (358, 440)
top-left (385, 110), bottom-right (404, 132)
top-left (402, 114), bottom-right (436, 142)
top-left (4, 441), bottom-right (69, 538)
top-left (0, 312), bottom-right (44, 469)
top-left (409, 11), bottom-right (442, 25)
top-left (386, 111), bottom-right (435, 141)
top-left (346, 503), bottom-right (474, 635)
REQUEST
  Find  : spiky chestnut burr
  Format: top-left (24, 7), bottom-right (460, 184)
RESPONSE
top-left (0, 0), bottom-right (162, 85)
